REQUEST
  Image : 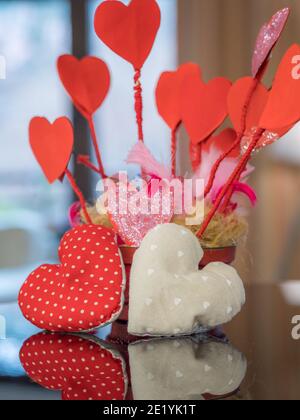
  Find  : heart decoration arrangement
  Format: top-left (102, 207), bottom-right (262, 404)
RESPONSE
top-left (129, 337), bottom-right (247, 400)
top-left (108, 186), bottom-right (174, 247)
top-left (19, 225), bottom-right (125, 333)
top-left (29, 117), bottom-right (74, 184)
top-left (252, 7), bottom-right (290, 78)
top-left (128, 224), bottom-right (245, 337)
top-left (20, 332), bottom-right (127, 401)
top-left (57, 55), bottom-right (110, 118)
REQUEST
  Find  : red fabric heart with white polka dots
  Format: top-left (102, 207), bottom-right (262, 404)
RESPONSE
top-left (18, 225), bottom-right (125, 333)
top-left (20, 332), bottom-right (127, 401)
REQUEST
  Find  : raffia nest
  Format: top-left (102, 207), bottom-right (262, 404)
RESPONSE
top-left (81, 203), bottom-right (248, 249)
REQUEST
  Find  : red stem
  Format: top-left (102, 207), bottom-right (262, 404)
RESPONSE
top-left (87, 115), bottom-right (106, 179)
top-left (134, 69), bottom-right (144, 142)
top-left (65, 169), bottom-right (92, 225)
top-left (190, 142), bottom-right (202, 171)
top-left (171, 128), bottom-right (177, 177)
top-left (204, 135), bottom-right (242, 197)
top-left (77, 155), bottom-right (101, 175)
top-left (204, 78), bottom-right (259, 198)
top-left (197, 128), bottom-right (265, 238)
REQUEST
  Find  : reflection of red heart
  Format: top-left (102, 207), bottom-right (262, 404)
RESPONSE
top-left (204, 129), bottom-right (239, 158)
top-left (182, 76), bottom-right (231, 145)
top-left (252, 8), bottom-right (290, 78)
top-left (260, 44), bottom-right (300, 131)
top-left (156, 63), bottom-right (201, 130)
top-left (228, 77), bottom-right (269, 133)
top-left (20, 333), bottom-right (127, 401)
top-left (29, 117), bottom-right (74, 184)
top-left (18, 225), bottom-right (125, 332)
top-left (108, 187), bottom-right (174, 247)
top-left (94, 0), bottom-right (161, 69)
top-left (57, 55), bottom-right (110, 117)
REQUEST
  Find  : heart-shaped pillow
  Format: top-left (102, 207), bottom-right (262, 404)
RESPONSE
top-left (20, 332), bottom-right (127, 400)
top-left (128, 224), bottom-right (245, 336)
top-left (57, 55), bottom-right (110, 117)
top-left (182, 76), bottom-right (231, 145)
top-left (94, 0), bottom-right (161, 70)
top-left (18, 225), bottom-right (125, 333)
top-left (29, 117), bottom-right (74, 184)
top-left (129, 337), bottom-right (247, 400)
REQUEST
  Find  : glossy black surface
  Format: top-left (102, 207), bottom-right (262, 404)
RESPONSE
top-left (0, 283), bottom-right (300, 400)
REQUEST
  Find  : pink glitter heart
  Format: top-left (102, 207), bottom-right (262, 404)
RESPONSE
top-left (108, 187), bottom-right (174, 247)
top-left (252, 8), bottom-right (290, 78)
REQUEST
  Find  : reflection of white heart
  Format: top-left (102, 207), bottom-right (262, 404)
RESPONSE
top-left (129, 224), bottom-right (245, 337)
top-left (129, 337), bottom-right (247, 400)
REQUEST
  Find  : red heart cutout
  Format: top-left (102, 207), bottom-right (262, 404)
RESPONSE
top-left (155, 63), bottom-right (202, 130)
top-left (252, 8), bottom-right (290, 78)
top-left (57, 55), bottom-right (110, 117)
top-left (203, 128), bottom-right (239, 158)
top-left (94, 0), bottom-right (161, 70)
top-left (18, 225), bottom-right (125, 332)
top-left (29, 117), bottom-right (73, 184)
top-left (182, 76), bottom-right (231, 145)
top-left (108, 186), bottom-right (174, 247)
top-left (228, 77), bottom-right (269, 133)
top-left (260, 44), bottom-right (300, 131)
top-left (20, 333), bottom-right (127, 401)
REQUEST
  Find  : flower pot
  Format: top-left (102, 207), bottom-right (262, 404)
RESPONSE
top-left (118, 244), bottom-right (237, 322)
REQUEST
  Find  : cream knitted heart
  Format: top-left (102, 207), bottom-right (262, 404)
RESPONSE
top-left (128, 224), bottom-right (245, 337)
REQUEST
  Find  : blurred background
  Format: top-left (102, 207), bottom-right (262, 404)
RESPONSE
top-left (0, 0), bottom-right (300, 393)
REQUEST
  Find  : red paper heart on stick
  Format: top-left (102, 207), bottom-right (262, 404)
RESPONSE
top-left (252, 8), bottom-right (290, 78)
top-left (182, 76), bottom-right (231, 145)
top-left (94, 0), bottom-right (161, 70)
top-left (57, 55), bottom-right (110, 116)
top-left (29, 117), bottom-right (74, 184)
top-left (228, 77), bottom-right (269, 133)
top-left (260, 44), bottom-right (300, 131)
top-left (156, 63), bottom-right (202, 130)
top-left (18, 225), bottom-right (125, 332)
top-left (203, 128), bottom-right (239, 158)
top-left (20, 333), bottom-right (127, 401)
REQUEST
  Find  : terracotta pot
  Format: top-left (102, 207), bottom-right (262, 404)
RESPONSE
top-left (118, 245), bottom-right (237, 322)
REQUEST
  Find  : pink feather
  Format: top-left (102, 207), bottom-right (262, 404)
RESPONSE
top-left (127, 142), bottom-right (172, 180)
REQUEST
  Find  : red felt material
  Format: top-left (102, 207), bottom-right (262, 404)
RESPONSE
top-left (260, 44), bottom-right (300, 130)
top-left (156, 63), bottom-right (201, 130)
top-left (94, 0), bottom-right (161, 70)
top-left (29, 117), bottom-right (74, 184)
top-left (182, 75), bottom-right (231, 145)
top-left (203, 128), bottom-right (239, 158)
top-left (228, 77), bottom-right (269, 133)
top-left (57, 55), bottom-right (110, 117)
top-left (18, 225), bottom-right (125, 333)
top-left (20, 333), bottom-right (126, 401)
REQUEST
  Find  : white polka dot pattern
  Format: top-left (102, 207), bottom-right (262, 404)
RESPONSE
top-left (18, 225), bottom-right (125, 333)
top-left (19, 332), bottom-right (127, 401)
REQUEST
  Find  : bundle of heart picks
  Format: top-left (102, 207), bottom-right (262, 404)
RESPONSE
top-left (18, 2), bottom-right (300, 338)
